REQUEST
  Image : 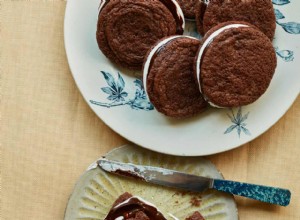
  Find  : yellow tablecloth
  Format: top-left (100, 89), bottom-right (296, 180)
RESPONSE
top-left (1, 1), bottom-right (299, 219)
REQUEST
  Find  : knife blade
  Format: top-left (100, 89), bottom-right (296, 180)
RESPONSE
top-left (97, 158), bottom-right (291, 206)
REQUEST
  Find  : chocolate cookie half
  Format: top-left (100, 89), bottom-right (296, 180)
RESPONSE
top-left (176, 0), bottom-right (199, 19)
top-left (143, 36), bottom-right (207, 118)
top-left (104, 193), bottom-right (166, 220)
top-left (195, 0), bottom-right (276, 40)
top-left (97, 0), bottom-right (184, 70)
top-left (194, 22), bottom-right (277, 108)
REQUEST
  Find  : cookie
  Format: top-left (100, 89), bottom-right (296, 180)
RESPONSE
top-left (97, 0), bottom-right (184, 70)
top-left (143, 36), bottom-right (207, 118)
top-left (194, 22), bottom-right (277, 108)
top-left (176, 0), bottom-right (198, 19)
top-left (195, 0), bottom-right (276, 40)
top-left (104, 193), bottom-right (167, 220)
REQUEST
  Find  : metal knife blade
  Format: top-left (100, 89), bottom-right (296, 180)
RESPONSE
top-left (97, 158), bottom-right (291, 206)
top-left (98, 158), bottom-right (213, 192)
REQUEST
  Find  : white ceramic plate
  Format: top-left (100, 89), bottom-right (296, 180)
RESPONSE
top-left (64, 0), bottom-right (300, 156)
top-left (64, 145), bottom-right (238, 220)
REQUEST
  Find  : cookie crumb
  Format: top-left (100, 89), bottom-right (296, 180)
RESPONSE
top-left (190, 196), bottom-right (202, 207)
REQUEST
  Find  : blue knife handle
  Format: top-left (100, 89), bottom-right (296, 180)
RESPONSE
top-left (212, 179), bottom-right (291, 206)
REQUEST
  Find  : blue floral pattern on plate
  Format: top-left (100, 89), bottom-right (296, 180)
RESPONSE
top-left (272, 0), bottom-right (290, 6)
top-left (274, 7), bottom-right (300, 34)
top-left (273, 2), bottom-right (298, 61)
top-left (224, 107), bottom-right (251, 138)
top-left (275, 47), bottom-right (294, 61)
top-left (90, 71), bottom-right (154, 111)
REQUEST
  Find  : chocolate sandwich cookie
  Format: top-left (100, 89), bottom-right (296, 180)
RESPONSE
top-left (143, 36), bottom-right (207, 118)
top-left (97, 0), bottom-right (184, 70)
top-left (195, 0), bottom-right (276, 40)
top-left (194, 22), bottom-right (277, 108)
top-left (176, 0), bottom-right (198, 19)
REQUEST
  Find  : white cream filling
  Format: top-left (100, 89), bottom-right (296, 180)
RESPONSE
top-left (195, 23), bottom-right (249, 108)
top-left (98, 0), bottom-right (107, 11)
top-left (169, 0), bottom-right (185, 30)
top-left (143, 35), bottom-right (198, 100)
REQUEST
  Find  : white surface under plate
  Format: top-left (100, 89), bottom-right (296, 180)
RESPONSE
top-left (64, 0), bottom-right (300, 156)
top-left (64, 145), bottom-right (238, 220)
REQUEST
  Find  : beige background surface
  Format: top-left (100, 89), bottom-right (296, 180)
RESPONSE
top-left (1, 1), bottom-right (299, 219)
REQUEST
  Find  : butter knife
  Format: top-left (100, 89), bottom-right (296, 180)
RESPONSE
top-left (97, 158), bottom-right (291, 206)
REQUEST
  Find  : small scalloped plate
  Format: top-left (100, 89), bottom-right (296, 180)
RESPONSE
top-left (64, 0), bottom-right (300, 156)
top-left (64, 145), bottom-right (238, 220)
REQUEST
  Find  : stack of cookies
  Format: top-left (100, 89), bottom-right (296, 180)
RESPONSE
top-left (96, 0), bottom-right (277, 118)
